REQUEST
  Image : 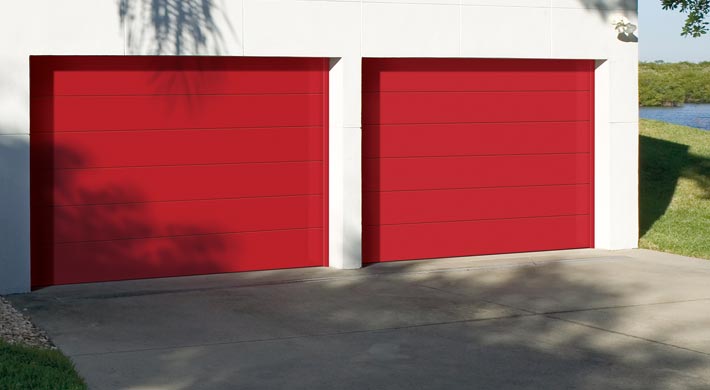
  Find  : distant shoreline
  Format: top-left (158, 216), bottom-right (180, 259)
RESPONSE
top-left (639, 62), bottom-right (710, 107)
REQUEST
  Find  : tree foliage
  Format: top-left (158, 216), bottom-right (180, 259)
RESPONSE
top-left (662, 0), bottom-right (710, 37)
top-left (639, 62), bottom-right (710, 106)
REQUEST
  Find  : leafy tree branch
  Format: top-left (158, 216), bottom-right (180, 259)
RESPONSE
top-left (662, 0), bottom-right (710, 37)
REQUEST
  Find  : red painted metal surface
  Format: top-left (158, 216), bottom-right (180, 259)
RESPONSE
top-left (32, 94), bottom-right (324, 132)
top-left (31, 57), bottom-right (325, 96)
top-left (364, 154), bottom-right (591, 192)
top-left (30, 56), bottom-right (328, 287)
top-left (362, 58), bottom-right (595, 263)
top-left (51, 229), bottom-right (324, 284)
top-left (33, 127), bottom-right (324, 168)
top-left (363, 185), bottom-right (591, 226)
top-left (363, 216), bottom-right (591, 262)
top-left (362, 58), bottom-right (593, 92)
top-left (362, 122), bottom-right (590, 158)
top-left (44, 163), bottom-right (324, 206)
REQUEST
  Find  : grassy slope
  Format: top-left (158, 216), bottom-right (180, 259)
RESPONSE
top-left (639, 119), bottom-right (710, 259)
top-left (0, 341), bottom-right (86, 390)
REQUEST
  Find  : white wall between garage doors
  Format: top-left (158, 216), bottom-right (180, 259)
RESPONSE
top-left (0, 0), bottom-right (639, 293)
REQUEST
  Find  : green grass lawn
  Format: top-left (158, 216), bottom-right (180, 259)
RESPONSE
top-left (639, 119), bottom-right (710, 259)
top-left (0, 341), bottom-right (86, 390)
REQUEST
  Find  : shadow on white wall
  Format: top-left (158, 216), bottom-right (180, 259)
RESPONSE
top-left (119, 0), bottom-right (238, 55)
top-left (579, 0), bottom-right (637, 16)
top-left (0, 135), bottom-right (29, 294)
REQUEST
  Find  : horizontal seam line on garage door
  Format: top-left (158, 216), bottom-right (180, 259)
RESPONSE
top-left (49, 159), bottom-right (324, 171)
top-left (31, 92), bottom-right (325, 98)
top-left (45, 193), bottom-right (324, 208)
top-left (30, 124), bottom-right (324, 133)
top-left (362, 89), bottom-right (591, 93)
top-left (365, 183), bottom-right (591, 193)
top-left (50, 226), bottom-right (325, 246)
top-left (365, 213), bottom-right (591, 227)
top-left (362, 120), bottom-right (591, 126)
top-left (365, 152), bottom-right (590, 159)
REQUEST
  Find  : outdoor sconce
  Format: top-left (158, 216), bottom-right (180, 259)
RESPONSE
top-left (611, 15), bottom-right (638, 42)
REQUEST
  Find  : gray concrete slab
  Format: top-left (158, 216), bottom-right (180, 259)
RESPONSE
top-left (555, 300), bottom-right (710, 354)
top-left (7, 249), bottom-right (710, 390)
top-left (10, 276), bottom-right (520, 356)
top-left (70, 315), bottom-right (710, 390)
top-left (414, 250), bottom-right (710, 313)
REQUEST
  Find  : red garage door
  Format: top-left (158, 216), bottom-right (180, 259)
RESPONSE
top-left (363, 59), bottom-right (594, 263)
top-left (30, 57), bottom-right (328, 287)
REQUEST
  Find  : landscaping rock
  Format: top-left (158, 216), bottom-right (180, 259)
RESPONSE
top-left (0, 296), bottom-right (55, 349)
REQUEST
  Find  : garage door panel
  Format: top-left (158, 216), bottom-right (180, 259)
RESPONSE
top-left (363, 122), bottom-right (591, 158)
top-left (49, 195), bottom-right (323, 243)
top-left (363, 58), bottom-right (594, 262)
top-left (363, 216), bottom-right (591, 262)
top-left (51, 228), bottom-right (324, 285)
top-left (31, 56), bottom-right (328, 286)
top-left (363, 185), bottom-right (590, 226)
top-left (362, 91), bottom-right (591, 125)
top-left (363, 58), bottom-right (593, 92)
top-left (31, 94), bottom-right (324, 132)
top-left (364, 154), bottom-right (590, 192)
top-left (43, 162), bottom-right (323, 206)
top-left (31, 56), bottom-right (325, 96)
top-left (34, 127), bottom-right (324, 169)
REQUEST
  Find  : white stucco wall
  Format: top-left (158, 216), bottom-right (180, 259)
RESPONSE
top-left (0, 0), bottom-right (639, 293)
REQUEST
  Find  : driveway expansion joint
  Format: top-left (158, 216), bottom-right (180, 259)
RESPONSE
top-left (67, 311), bottom-right (540, 358)
top-left (545, 315), bottom-right (710, 358)
top-left (66, 296), bottom-right (710, 359)
top-left (417, 282), bottom-right (710, 358)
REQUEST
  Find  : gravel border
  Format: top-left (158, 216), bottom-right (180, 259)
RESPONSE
top-left (0, 297), bottom-right (55, 349)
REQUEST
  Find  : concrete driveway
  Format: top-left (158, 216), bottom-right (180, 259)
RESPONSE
top-left (8, 249), bottom-right (710, 390)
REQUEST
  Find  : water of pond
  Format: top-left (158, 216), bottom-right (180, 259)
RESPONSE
top-left (640, 104), bottom-right (710, 131)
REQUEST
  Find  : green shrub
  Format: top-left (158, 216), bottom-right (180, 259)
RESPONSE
top-left (639, 62), bottom-right (710, 106)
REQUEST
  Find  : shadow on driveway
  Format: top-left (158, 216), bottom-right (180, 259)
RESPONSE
top-left (8, 249), bottom-right (710, 390)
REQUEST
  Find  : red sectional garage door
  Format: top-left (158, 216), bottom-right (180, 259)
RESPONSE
top-left (363, 59), bottom-right (594, 263)
top-left (30, 57), bottom-right (328, 287)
